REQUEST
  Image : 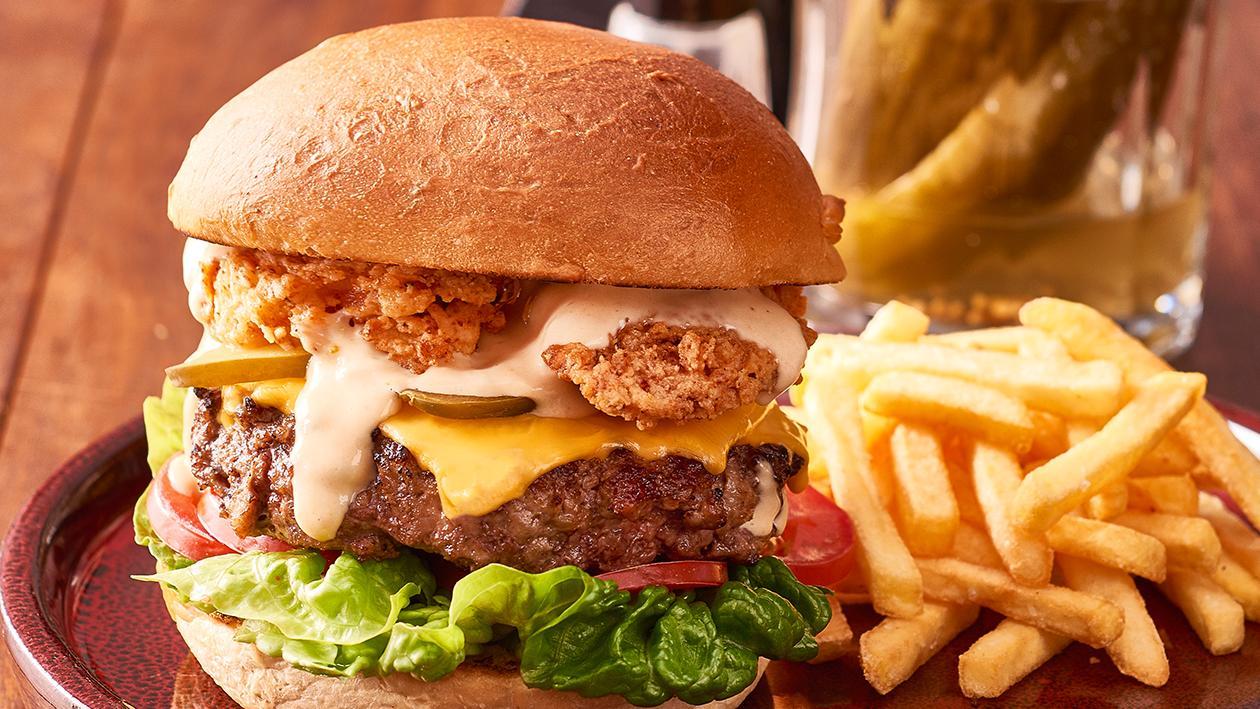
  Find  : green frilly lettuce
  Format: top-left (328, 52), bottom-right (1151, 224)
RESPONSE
top-left (136, 378), bottom-right (832, 705)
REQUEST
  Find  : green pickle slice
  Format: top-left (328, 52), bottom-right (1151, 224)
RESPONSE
top-left (166, 346), bottom-right (310, 388)
top-left (399, 390), bottom-right (536, 419)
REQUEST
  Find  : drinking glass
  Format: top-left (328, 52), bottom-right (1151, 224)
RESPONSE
top-left (791, 0), bottom-right (1221, 355)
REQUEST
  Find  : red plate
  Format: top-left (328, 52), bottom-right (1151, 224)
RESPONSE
top-left (3, 404), bottom-right (1260, 708)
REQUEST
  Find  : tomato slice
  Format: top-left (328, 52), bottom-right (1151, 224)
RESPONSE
top-left (148, 460), bottom-right (235, 561)
top-left (596, 561), bottom-right (728, 591)
top-left (777, 485), bottom-right (857, 587)
top-left (196, 494), bottom-right (296, 554)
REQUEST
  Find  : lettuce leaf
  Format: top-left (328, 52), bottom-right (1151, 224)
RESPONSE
top-left (138, 551), bottom-right (432, 645)
top-left (137, 549), bottom-right (829, 706)
top-left (142, 378), bottom-right (186, 474)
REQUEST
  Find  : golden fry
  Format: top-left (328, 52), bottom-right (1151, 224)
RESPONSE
top-left (1112, 511), bottom-right (1222, 572)
top-left (861, 409), bottom-right (899, 450)
top-left (1025, 411), bottom-right (1068, 463)
top-left (1010, 372), bottom-right (1204, 533)
top-left (1132, 435), bottom-right (1198, 478)
top-left (861, 300), bottom-right (930, 343)
top-left (1199, 492), bottom-right (1260, 580)
top-left (810, 595), bottom-right (855, 663)
top-left (925, 326), bottom-right (1063, 356)
top-left (802, 377), bottom-right (924, 618)
top-left (1020, 297), bottom-right (1260, 530)
top-left (1085, 482), bottom-right (1129, 521)
top-left (862, 372), bottom-right (1035, 452)
top-left (958, 620), bottom-right (1070, 699)
top-left (948, 460), bottom-right (986, 529)
top-left (1210, 553), bottom-right (1260, 623)
top-left (889, 424), bottom-right (959, 556)
top-left (860, 602), bottom-right (979, 695)
top-left (865, 435), bottom-right (897, 509)
top-left (972, 442), bottom-right (1053, 586)
top-left (1159, 570), bottom-right (1245, 655)
top-left (916, 557), bottom-right (1123, 648)
top-left (811, 337), bottom-right (1125, 418)
top-left (1046, 515), bottom-right (1167, 582)
top-left (1059, 556), bottom-right (1169, 687)
top-left (1127, 475), bottom-right (1198, 516)
top-left (948, 522), bottom-right (1005, 569)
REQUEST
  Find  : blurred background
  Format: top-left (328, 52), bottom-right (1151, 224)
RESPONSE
top-left (0, 0), bottom-right (1254, 538)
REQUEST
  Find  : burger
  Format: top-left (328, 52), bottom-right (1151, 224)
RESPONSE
top-left (135, 17), bottom-right (849, 708)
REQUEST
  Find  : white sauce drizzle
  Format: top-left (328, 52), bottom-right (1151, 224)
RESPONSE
top-left (411, 283), bottom-right (808, 417)
top-left (742, 458), bottom-right (789, 537)
top-left (181, 238), bottom-right (231, 323)
top-left (290, 320), bottom-right (411, 541)
top-left (275, 283), bottom-right (807, 541)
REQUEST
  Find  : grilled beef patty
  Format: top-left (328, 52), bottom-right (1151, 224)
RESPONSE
top-left (186, 388), bottom-right (801, 573)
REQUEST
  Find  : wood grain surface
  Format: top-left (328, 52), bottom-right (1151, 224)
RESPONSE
top-left (0, 1), bottom-right (1256, 706)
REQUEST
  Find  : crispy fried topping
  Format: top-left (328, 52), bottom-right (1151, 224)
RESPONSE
top-left (543, 286), bottom-right (813, 429)
top-left (194, 248), bottom-right (515, 372)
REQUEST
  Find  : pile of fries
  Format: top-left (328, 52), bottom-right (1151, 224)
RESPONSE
top-left (791, 297), bottom-right (1260, 698)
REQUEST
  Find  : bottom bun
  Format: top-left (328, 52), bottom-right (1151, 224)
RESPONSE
top-left (164, 591), bottom-right (767, 708)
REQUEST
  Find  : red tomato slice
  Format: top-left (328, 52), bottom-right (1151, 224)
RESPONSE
top-left (596, 561), bottom-right (728, 591)
top-left (148, 461), bottom-right (235, 561)
top-left (777, 485), bottom-right (857, 587)
top-left (196, 494), bottom-right (296, 554)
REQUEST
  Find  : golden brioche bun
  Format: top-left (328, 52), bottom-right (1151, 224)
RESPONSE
top-left (167, 17), bottom-right (844, 288)
top-left (164, 592), bottom-right (767, 708)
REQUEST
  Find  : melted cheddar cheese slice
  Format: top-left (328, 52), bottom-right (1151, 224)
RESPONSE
top-left (223, 379), bottom-right (808, 518)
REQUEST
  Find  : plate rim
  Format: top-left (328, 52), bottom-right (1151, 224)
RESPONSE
top-left (3, 400), bottom-right (1260, 707)
top-left (1, 416), bottom-right (143, 708)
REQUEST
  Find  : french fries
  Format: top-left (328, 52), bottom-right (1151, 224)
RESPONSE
top-left (802, 377), bottom-right (923, 618)
top-left (1159, 570), bottom-right (1245, 655)
top-left (1025, 410), bottom-right (1068, 462)
top-left (1132, 435), bottom-right (1198, 478)
top-left (958, 620), bottom-right (1070, 699)
top-left (1059, 556), bottom-right (1169, 686)
top-left (1021, 297), bottom-right (1260, 530)
top-left (1210, 554), bottom-right (1260, 623)
top-left (917, 557), bottom-right (1123, 647)
top-left (1199, 492), bottom-right (1260, 580)
top-left (889, 424), bottom-right (959, 556)
top-left (947, 460), bottom-right (986, 528)
top-left (1085, 482), bottom-right (1129, 521)
top-left (795, 299), bottom-right (1259, 698)
top-left (860, 602), bottom-right (979, 694)
top-left (810, 595), bottom-right (855, 663)
top-left (1128, 474), bottom-right (1198, 516)
top-left (862, 372), bottom-right (1035, 452)
top-left (925, 326), bottom-right (1065, 358)
top-left (949, 522), bottom-right (1005, 569)
top-left (971, 442), bottom-right (1053, 585)
top-left (1010, 371), bottom-right (1205, 533)
top-left (1111, 511), bottom-right (1222, 572)
top-left (1046, 515), bottom-right (1167, 582)
top-left (860, 299), bottom-right (930, 343)
top-left (810, 338), bottom-right (1125, 418)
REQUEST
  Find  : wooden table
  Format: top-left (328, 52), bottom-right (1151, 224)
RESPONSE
top-left (0, 1), bottom-right (1256, 705)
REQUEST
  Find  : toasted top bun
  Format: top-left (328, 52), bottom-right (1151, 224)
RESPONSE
top-left (165, 592), bottom-right (766, 708)
top-left (167, 17), bottom-right (845, 288)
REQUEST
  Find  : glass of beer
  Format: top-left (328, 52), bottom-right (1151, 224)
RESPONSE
top-left (790, 0), bottom-right (1221, 356)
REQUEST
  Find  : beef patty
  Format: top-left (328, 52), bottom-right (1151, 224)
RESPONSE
top-left (186, 388), bottom-right (801, 573)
